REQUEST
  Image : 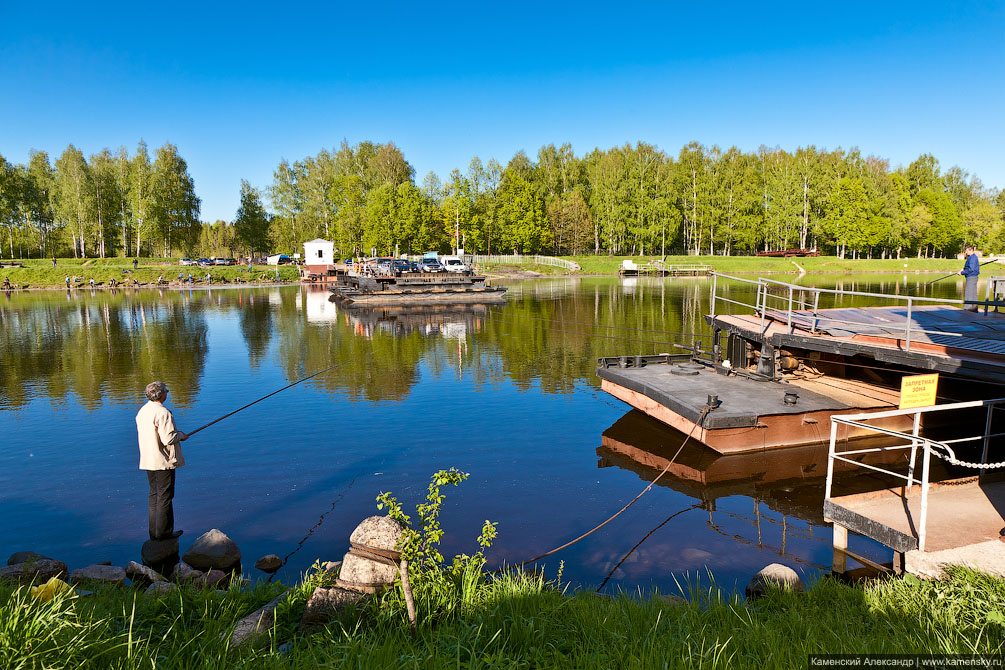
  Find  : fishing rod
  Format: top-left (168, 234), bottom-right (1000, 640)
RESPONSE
top-left (906, 258), bottom-right (999, 294)
top-left (185, 361), bottom-right (346, 438)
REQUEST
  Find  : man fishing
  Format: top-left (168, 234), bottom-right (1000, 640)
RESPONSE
top-left (959, 245), bottom-right (980, 312)
top-left (136, 381), bottom-right (188, 541)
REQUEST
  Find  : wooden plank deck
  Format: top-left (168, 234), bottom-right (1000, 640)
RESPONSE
top-left (712, 305), bottom-right (1005, 381)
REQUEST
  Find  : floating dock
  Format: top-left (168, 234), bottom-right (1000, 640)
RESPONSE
top-left (329, 273), bottom-right (507, 306)
top-left (598, 273), bottom-right (1005, 578)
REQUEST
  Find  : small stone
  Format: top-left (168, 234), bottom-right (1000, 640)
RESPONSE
top-left (230, 591), bottom-right (288, 647)
top-left (661, 594), bottom-right (688, 606)
top-left (7, 551), bottom-right (50, 565)
top-left (125, 561), bottom-right (165, 586)
top-left (745, 563), bottom-right (804, 599)
top-left (141, 538), bottom-right (180, 565)
top-left (182, 529), bottom-right (241, 571)
top-left (350, 516), bottom-right (403, 555)
top-left (0, 558), bottom-right (68, 585)
top-left (323, 561), bottom-right (342, 575)
top-left (254, 554), bottom-right (282, 573)
top-left (146, 581), bottom-right (178, 596)
top-left (171, 562), bottom-right (204, 583)
top-left (300, 586), bottom-right (368, 625)
top-left (201, 569), bottom-right (228, 588)
top-left (337, 551), bottom-right (398, 592)
top-left (70, 564), bottom-right (126, 587)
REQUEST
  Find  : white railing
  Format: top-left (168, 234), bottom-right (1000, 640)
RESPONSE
top-left (824, 399), bottom-right (1005, 551)
top-left (470, 254), bottom-right (581, 271)
top-left (710, 272), bottom-right (965, 351)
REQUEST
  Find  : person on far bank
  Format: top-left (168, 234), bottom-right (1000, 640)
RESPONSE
top-left (136, 381), bottom-right (188, 541)
top-left (960, 245), bottom-right (980, 312)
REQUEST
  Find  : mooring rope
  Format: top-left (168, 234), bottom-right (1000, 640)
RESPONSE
top-left (491, 405), bottom-right (713, 575)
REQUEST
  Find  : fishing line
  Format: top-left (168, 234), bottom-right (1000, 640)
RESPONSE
top-left (905, 258), bottom-right (999, 294)
top-left (185, 360), bottom-right (347, 438)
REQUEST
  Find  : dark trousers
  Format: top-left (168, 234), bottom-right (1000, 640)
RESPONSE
top-left (147, 469), bottom-right (176, 540)
top-left (965, 275), bottom-right (979, 312)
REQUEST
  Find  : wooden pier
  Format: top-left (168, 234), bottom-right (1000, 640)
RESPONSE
top-left (619, 259), bottom-right (711, 277)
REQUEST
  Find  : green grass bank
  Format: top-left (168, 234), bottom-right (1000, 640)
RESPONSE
top-left (0, 255), bottom-right (982, 288)
top-left (0, 258), bottom-right (299, 289)
top-left (2, 566), bottom-right (1003, 669)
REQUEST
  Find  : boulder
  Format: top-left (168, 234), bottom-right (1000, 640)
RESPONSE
top-left (745, 563), bottom-right (804, 599)
top-left (200, 569), bottom-right (228, 589)
top-left (182, 529), bottom-right (241, 571)
top-left (70, 564), bottom-right (126, 587)
top-left (254, 554), bottom-right (282, 573)
top-left (141, 538), bottom-right (180, 565)
top-left (230, 591), bottom-right (288, 647)
top-left (125, 561), bottom-right (165, 587)
top-left (0, 558), bottom-right (68, 585)
top-left (8, 551), bottom-right (50, 565)
top-left (350, 516), bottom-right (403, 555)
top-left (301, 586), bottom-right (368, 625)
top-left (171, 562), bottom-right (204, 583)
top-left (336, 551), bottom-right (398, 593)
top-left (146, 581), bottom-right (178, 596)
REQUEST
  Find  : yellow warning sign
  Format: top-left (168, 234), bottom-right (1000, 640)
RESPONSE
top-left (899, 373), bottom-right (939, 409)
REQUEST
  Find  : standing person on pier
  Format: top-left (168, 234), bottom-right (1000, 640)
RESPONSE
top-left (960, 245), bottom-right (981, 312)
top-left (136, 381), bottom-right (188, 540)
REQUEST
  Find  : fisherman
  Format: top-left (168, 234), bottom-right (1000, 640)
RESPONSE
top-left (64, 276), bottom-right (70, 288)
top-left (2, 277), bottom-right (10, 290)
top-left (135, 381), bottom-right (187, 541)
top-left (960, 245), bottom-right (980, 312)
top-left (133, 258), bottom-right (138, 270)
top-left (51, 257), bottom-right (56, 268)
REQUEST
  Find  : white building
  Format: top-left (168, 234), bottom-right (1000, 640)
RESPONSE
top-left (303, 239), bottom-right (335, 266)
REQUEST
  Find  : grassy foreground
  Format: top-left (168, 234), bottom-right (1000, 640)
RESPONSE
top-left (2, 566), bottom-right (1003, 669)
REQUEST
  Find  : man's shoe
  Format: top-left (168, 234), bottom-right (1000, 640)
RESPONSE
top-left (161, 530), bottom-right (184, 540)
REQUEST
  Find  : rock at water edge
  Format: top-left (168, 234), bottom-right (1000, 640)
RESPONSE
top-left (337, 551), bottom-right (398, 592)
top-left (8, 551), bottom-right (50, 565)
top-left (200, 569), bottom-right (227, 588)
top-left (172, 562), bottom-right (204, 583)
top-left (146, 581), bottom-right (178, 596)
top-left (349, 516), bottom-right (404, 554)
top-left (230, 591), bottom-right (288, 647)
top-left (182, 529), bottom-right (241, 571)
top-left (254, 554), bottom-right (282, 573)
top-left (301, 586), bottom-right (368, 625)
top-left (125, 561), bottom-right (165, 586)
top-left (141, 538), bottom-right (180, 565)
top-left (0, 558), bottom-right (68, 585)
top-left (70, 565), bottom-right (126, 587)
top-left (745, 563), bottom-right (804, 599)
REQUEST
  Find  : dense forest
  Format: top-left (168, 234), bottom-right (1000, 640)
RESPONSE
top-left (2, 140), bottom-right (1003, 259)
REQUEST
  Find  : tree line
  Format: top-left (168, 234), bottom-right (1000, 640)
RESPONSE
top-left (255, 141), bottom-right (1005, 259)
top-left (0, 142), bottom-right (199, 259)
top-left (3, 139), bottom-right (1003, 259)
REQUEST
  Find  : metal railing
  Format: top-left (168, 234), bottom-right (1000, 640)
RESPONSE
top-left (824, 399), bottom-right (1005, 551)
top-left (710, 272), bottom-right (965, 351)
top-left (469, 254), bottom-right (581, 271)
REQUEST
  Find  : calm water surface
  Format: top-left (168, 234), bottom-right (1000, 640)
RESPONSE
top-left (0, 274), bottom-right (976, 592)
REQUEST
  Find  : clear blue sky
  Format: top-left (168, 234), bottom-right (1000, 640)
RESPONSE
top-left (2, 1), bottom-right (1003, 222)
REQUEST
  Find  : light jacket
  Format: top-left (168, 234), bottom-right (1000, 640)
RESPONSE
top-left (136, 401), bottom-right (185, 470)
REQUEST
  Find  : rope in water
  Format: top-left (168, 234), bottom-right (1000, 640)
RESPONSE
top-left (491, 405), bottom-right (713, 575)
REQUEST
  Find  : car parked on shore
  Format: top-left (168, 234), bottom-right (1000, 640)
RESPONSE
top-left (440, 256), bottom-right (470, 274)
top-left (179, 258), bottom-right (197, 266)
top-left (419, 258), bottom-right (443, 273)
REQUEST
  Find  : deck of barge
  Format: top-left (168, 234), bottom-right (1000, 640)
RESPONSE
top-left (712, 305), bottom-right (1005, 382)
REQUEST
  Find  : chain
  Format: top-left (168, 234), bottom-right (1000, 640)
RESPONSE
top-left (928, 445), bottom-right (1005, 470)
